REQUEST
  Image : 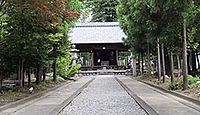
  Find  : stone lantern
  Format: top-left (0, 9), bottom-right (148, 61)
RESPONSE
top-left (71, 44), bottom-right (79, 64)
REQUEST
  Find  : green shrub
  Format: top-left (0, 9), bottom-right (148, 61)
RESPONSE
top-left (55, 54), bottom-right (81, 79)
top-left (57, 55), bottom-right (72, 78)
top-left (168, 76), bottom-right (200, 90)
top-left (188, 76), bottom-right (200, 86)
top-left (168, 79), bottom-right (183, 90)
top-left (65, 64), bottom-right (81, 78)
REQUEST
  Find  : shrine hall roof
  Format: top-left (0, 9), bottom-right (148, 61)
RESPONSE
top-left (69, 22), bottom-right (126, 44)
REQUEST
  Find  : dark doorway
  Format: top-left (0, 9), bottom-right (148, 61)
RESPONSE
top-left (94, 50), bottom-right (117, 66)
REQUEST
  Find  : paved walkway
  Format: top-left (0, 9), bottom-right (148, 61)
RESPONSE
top-left (0, 76), bottom-right (94, 115)
top-left (59, 75), bottom-right (147, 115)
top-left (1, 75), bottom-right (200, 115)
top-left (117, 76), bottom-right (200, 115)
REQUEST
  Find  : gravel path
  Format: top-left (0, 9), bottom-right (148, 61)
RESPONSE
top-left (59, 75), bottom-right (147, 115)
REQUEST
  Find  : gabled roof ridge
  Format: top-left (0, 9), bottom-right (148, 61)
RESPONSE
top-left (75, 22), bottom-right (119, 28)
top-left (70, 21), bottom-right (126, 44)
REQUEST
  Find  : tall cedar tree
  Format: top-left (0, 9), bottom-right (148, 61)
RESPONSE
top-left (84, 0), bottom-right (118, 22)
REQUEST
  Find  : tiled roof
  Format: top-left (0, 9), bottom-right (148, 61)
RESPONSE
top-left (69, 22), bottom-right (126, 44)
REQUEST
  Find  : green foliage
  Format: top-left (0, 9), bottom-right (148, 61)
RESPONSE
top-left (117, 0), bottom-right (199, 91)
top-left (117, 0), bottom-right (195, 55)
top-left (70, 0), bottom-right (81, 11)
top-left (0, 0), bottom-right (81, 87)
top-left (188, 27), bottom-right (199, 49)
top-left (188, 76), bottom-right (200, 86)
top-left (62, 64), bottom-right (81, 79)
top-left (80, 52), bottom-right (90, 65)
top-left (84, 0), bottom-right (119, 22)
top-left (78, 1), bottom-right (90, 22)
top-left (184, 2), bottom-right (200, 50)
top-left (0, 14), bottom-right (8, 39)
top-left (67, 64), bottom-right (81, 78)
top-left (0, 13), bottom-right (9, 79)
top-left (169, 78), bottom-right (183, 90)
top-left (168, 75), bottom-right (200, 90)
top-left (117, 0), bottom-right (152, 54)
top-left (57, 55), bottom-right (72, 78)
top-left (119, 52), bottom-right (129, 60)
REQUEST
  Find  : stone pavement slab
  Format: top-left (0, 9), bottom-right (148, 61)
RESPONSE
top-left (0, 76), bottom-right (94, 115)
top-left (60, 75), bottom-right (147, 115)
top-left (117, 76), bottom-right (200, 115)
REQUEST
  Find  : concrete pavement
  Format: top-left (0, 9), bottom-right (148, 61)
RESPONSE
top-left (1, 75), bottom-right (200, 115)
top-left (0, 76), bottom-right (94, 115)
top-left (117, 76), bottom-right (200, 115)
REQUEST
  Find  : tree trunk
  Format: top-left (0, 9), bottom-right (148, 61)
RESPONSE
top-left (187, 51), bottom-right (191, 74)
top-left (165, 52), bottom-right (171, 76)
top-left (196, 49), bottom-right (200, 69)
top-left (0, 78), bottom-right (2, 91)
top-left (28, 69), bottom-right (31, 87)
top-left (36, 67), bottom-right (39, 85)
top-left (147, 41), bottom-right (151, 76)
top-left (191, 49), bottom-right (197, 72)
top-left (183, 21), bottom-right (188, 90)
top-left (161, 44), bottom-right (166, 83)
top-left (138, 55), bottom-right (141, 76)
top-left (177, 55), bottom-right (181, 77)
top-left (21, 60), bottom-right (24, 87)
top-left (22, 70), bottom-right (25, 87)
top-left (43, 67), bottom-right (46, 81)
top-left (170, 52), bottom-right (174, 83)
top-left (36, 65), bottom-right (41, 85)
top-left (132, 58), bottom-right (137, 76)
top-left (18, 60), bottom-right (21, 86)
top-left (141, 52), bottom-right (144, 75)
top-left (157, 38), bottom-right (161, 81)
top-left (18, 59), bottom-right (23, 87)
top-left (53, 59), bottom-right (57, 81)
top-left (34, 68), bottom-right (36, 82)
top-left (0, 72), bottom-right (2, 91)
top-left (22, 68), bottom-right (25, 87)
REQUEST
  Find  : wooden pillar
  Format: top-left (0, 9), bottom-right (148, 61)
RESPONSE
top-left (91, 50), bottom-right (94, 69)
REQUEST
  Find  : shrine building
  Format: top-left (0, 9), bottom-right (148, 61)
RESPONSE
top-left (69, 22), bottom-right (130, 70)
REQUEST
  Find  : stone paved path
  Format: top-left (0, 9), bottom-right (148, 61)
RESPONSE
top-left (117, 76), bottom-right (200, 115)
top-left (0, 76), bottom-right (94, 115)
top-left (59, 75), bottom-right (147, 115)
top-left (2, 75), bottom-right (199, 115)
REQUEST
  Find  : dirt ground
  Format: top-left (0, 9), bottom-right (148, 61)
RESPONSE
top-left (139, 75), bottom-right (200, 101)
top-left (0, 79), bottom-right (67, 106)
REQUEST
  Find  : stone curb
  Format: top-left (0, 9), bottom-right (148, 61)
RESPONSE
top-left (0, 81), bottom-right (71, 112)
top-left (138, 79), bottom-right (200, 107)
top-left (50, 78), bottom-right (95, 115)
top-left (115, 77), bottom-right (159, 115)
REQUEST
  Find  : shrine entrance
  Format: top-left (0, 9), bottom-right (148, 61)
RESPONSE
top-left (94, 50), bottom-right (117, 66)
